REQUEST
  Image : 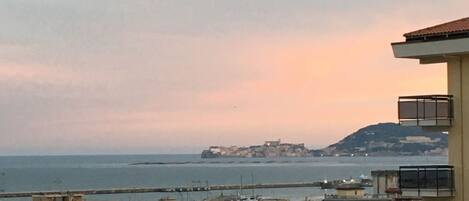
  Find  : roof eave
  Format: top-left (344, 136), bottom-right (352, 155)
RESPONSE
top-left (391, 37), bottom-right (469, 63)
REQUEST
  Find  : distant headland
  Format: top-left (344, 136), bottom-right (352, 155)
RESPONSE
top-left (201, 140), bottom-right (311, 158)
top-left (201, 123), bottom-right (449, 158)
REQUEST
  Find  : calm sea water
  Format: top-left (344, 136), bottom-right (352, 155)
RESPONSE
top-left (0, 155), bottom-right (447, 201)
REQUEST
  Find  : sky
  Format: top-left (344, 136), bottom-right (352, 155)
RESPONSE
top-left (0, 0), bottom-right (467, 155)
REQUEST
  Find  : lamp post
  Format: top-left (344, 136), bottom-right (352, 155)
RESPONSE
top-left (192, 180), bottom-right (210, 201)
top-left (0, 172), bottom-right (5, 192)
top-left (323, 179), bottom-right (328, 198)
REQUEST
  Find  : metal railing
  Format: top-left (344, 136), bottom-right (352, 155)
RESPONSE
top-left (399, 165), bottom-right (454, 197)
top-left (398, 95), bottom-right (453, 127)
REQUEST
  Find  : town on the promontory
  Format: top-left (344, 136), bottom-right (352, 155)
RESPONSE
top-left (201, 122), bottom-right (449, 158)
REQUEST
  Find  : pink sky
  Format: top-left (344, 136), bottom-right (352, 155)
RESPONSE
top-left (0, 1), bottom-right (465, 155)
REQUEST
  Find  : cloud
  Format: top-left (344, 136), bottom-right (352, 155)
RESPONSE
top-left (0, 0), bottom-right (465, 154)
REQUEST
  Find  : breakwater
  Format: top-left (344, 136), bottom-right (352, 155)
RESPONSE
top-left (0, 182), bottom-right (322, 198)
top-left (130, 160), bottom-right (318, 165)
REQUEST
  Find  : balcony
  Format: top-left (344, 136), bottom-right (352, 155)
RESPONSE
top-left (399, 165), bottom-right (454, 197)
top-left (398, 95), bottom-right (453, 127)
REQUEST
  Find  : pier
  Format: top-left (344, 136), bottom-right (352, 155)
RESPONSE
top-left (0, 182), bottom-right (322, 198)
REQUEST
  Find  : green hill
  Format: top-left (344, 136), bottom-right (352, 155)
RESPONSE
top-left (318, 122), bottom-right (448, 156)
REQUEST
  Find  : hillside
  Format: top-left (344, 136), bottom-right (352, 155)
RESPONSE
top-left (318, 123), bottom-right (448, 156)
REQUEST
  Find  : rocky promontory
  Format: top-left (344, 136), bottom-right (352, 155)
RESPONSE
top-left (201, 140), bottom-right (311, 158)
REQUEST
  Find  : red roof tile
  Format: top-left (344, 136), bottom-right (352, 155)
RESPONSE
top-left (404, 17), bottom-right (469, 38)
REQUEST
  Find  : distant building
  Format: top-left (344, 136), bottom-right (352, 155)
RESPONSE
top-left (159, 197), bottom-right (176, 201)
top-left (264, 140), bottom-right (281, 146)
top-left (32, 194), bottom-right (83, 201)
top-left (335, 183), bottom-right (365, 199)
top-left (202, 140), bottom-right (311, 158)
top-left (323, 183), bottom-right (391, 201)
top-left (209, 147), bottom-right (221, 153)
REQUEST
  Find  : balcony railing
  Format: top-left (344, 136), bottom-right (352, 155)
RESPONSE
top-left (399, 165), bottom-right (454, 197)
top-left (398, 95), bottom-right (453, 127)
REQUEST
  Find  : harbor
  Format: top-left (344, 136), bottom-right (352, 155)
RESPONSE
top-left (0, 179), bottom-right (367, 198)
top-left (0, 168), bottom-right (421, 201)
top-left (0, 182), bottom-right (317, 198)
top-left (0, 155), bottom-right (447, 201)
top-left (2, 166), bottom-right (450, 201)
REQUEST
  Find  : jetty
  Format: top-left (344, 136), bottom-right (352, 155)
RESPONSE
top-left (0, 182), bottom-right (323, 198)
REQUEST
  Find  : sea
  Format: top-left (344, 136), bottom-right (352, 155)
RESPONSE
top-left (0, 155), bottom-right (447, 201)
